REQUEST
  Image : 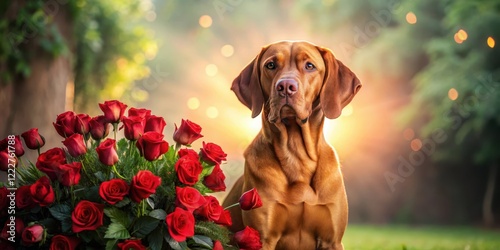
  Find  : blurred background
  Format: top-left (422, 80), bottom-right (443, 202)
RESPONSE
top-left (1, 0), bottom-right (499, 232)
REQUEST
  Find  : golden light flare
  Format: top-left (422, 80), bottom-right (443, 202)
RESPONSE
top-left (448, 88), bottom-right (459, 101)
top-left (405, 12), bottom-right (417, 24)
top-left (410, 139), bottom-right (422, 151)
top-left (206, 106), bottom-right (219, 119)
top-left (205, 64), bottom-right (218, 76)
top-left (487, 36), bottom-right (495, 48)
top-left (187, 97), bottom-right (200, 110)
top-left (341, 104), bottom-right (354, 117)
top-left (199, 15), bottom-right (212, 28)
top-left (221, 44), bottom-right (234, 57)
top-left (403, 128), bottom-right (415, 141)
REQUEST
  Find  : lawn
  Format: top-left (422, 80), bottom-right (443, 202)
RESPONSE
top-left (343, 224), bottom-right (500, 250)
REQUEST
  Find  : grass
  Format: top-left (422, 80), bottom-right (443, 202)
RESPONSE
top-left (343, 224), bottom-right (500, 250)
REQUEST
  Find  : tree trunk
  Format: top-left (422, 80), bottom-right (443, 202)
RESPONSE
top-left (483, 163), bottom-right (497, 227)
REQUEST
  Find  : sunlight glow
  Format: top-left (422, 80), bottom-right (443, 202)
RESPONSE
top-left (187, 97), bottom-right (200, 110)
top-left (205, 64), bottom-right (218, 76)
top-left (221, 45), bottom-right (234, 57)
top-left (403, 128), bottom-right (414, 141)
top-left (341, 104), bottom-right (353, 117)
top-left (487, 36), bottom-right (495, 48)
top-left (410, 139), bottom-right (422, 151)
top-left (448, 88), bottom-right (458, 101)
top-left (199, 15), bottom-right (212, 28)
top-left (406, 12), bottom-right (417, 24)
top-left (206, 106), bottom-right (219, 119)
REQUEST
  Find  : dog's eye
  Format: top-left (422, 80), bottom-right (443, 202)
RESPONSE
top-left (265, 62), bottom-right (276, 70)
top-left (305, 62), bottom-right (316, 71)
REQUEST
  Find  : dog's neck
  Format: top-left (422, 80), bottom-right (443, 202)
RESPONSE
top-left (261, 106), bottom-right (325, 183)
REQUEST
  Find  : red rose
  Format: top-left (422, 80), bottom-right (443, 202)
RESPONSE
top-left (0, 150), bottom-right (16, 171)
top-left (136, 132), bottom-right (169, 161)
top-left (71, 200), bottom-right (104, 233)
top-left (165, 207), bottom-right (195, 242)
top-left (175, 155), bottom-right (203, 186)
top-left (175, 186), bottom-right (206, 212)
top-left (99, 100), bottom-right (128, 123)
top-left (200, 142), bottom-right (227, 165)
top-left (62, 133), bottom-right (87, 157)
top-left (21, 128), bottom-right (45, 150)
top-left (54, 162), bottom-right (82, 187)
top-left (173, 119), bottom-right (203, 145)
top-left (30, 176), bottom-right (55, 206)
top-left (89, 115), bottom-right (110, 140)
top-left (122, 116), bottom-right (145, 141)
top-left (117, 239), bottom-right (147, 250)
top-left (130, 170), bottom-right (161, 203)
top-left (213, 240), bottom-right (224, 250)
top-left (178, 148), bottom-right (199, 160)
top-left (6, 136), bottom-right (24, 157)
top-left (53, 111), bottom-right (77, 138)
top-left (239, 188), bottom-right (263, 210)
top-left (49, 235), bottom-right (80, 250)
top-left (203, 165), bottom-right (226, 192)
top-left (75, 113), bottom-right (91, 135)
top-left (194, 196), bottom-right (223, 222)
top-left (16, 185), bottom-right (34, 209)
top-left (36, 147), bottom-right (66, 180)
top-left (215, 209), bottom-right (232, 227)
top-left (96, 139), bottom-right (119, 166)
top-left (234, 226), bottom-right (262, 250)
top-left (0, 218), bottom-right (24, 241)
top-left (99, 179), bottom-right (129, 205)
top-left (144, 115), bottom-right (166, 134)
top-left (21, 224), bottom-right (44, 246)
top-left (128, 107), bottom-right (151, 119)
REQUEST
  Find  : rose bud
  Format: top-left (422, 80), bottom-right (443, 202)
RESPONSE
top-left (200, 142), bottom-right (227, 165)
top-left (49, 235), bottom-right (80, 250)
top-left (99, 179), bottom-right (129, 205)
top-left (30, 176), bottom-right (55, 206)
top-left (234, 226), bottom-right (262, 250)
top-left (54, 162), bottom-right (82, 187)
top-left (36, 147), bottom-right (66, 180)
top-left (203, 164), bottom-right (226, 192)
top-left (21, 224), bottom-right (44, 246)
top-left (194, 196), bottom-right (223, 222)
top-left (21, 128), bottom-right (45, 150)
top-left (175, 155), bottom-right (203, 186)
top-left (75, 113), bottom-right (91, 135)
top-left (136, 132), bottom-right (169, 161)
top-left (0, 218), bottom-right (24, 241)
top-left (117, 239), bottom-right (147, 250)
top-left (144, 115), bottom-right (166, 134)
top-left (16, 185), bottom-right (35, 209)
top-left (53, 111), bottom-right (77, 138)
top-left (239, 188), bottom-right (263, 210)
top-left (128, 107), bottom-right (151, 119)
top-left (89, 115), bottom-right (110, 140)
top-left (175, 186), bottom-right (206, 213)
top-left (0, 150), bottom-right (16, 171)
top-left (165, 207), bottom-right (195, 242)
top-left (122, 116), bottom-right (145, 141)
top-left (129, 170), bottom-right (162, 203)
top-left (99, 100), bottom-right (128, 123)
top-left (62, 133), bottom-right (87, 157)
top-left (71, 200), bottom-right (105, 233)
top-left (96, 139), bottom-right (119, 166)
top-left (213, 240), bottom-right (224, 250)
top-left (8, 136), bottom-right (24, 157)
top-left (215, 209), bottom-right (232, 227)
top-left (173, 119), bottom-right (203, 145)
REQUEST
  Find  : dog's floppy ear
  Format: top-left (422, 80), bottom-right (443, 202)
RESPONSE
top-left (231, 47), bottom-right (268, 118)
top-left (317, 47), bottom-right (362, 119)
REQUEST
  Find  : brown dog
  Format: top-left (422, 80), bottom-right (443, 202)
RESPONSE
top-left (223, 41), bottom-right (361, 250)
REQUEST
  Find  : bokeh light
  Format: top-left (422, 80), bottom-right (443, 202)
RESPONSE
top-left (187, 97), bottom-right (200, 110)
top-left (205, 64), bottom-right (218, 76)
top-left (403, 128), bottom-right (415, 141)
top-left (411, 138), bottom-right (422, 151)
top-left (406, 12), bottom-right (417, 24)
top-left (221, 45), bottom-right (234, 57)
top-left (487, 36), bottom-right (495, 48)
top-left (199, 15), bottom-right (212, 28)
top-left (448, 88), bottom-right (459, 101)
top-left (206, 106), bottom-right (219, 119)
top-left (342, 104), bottom-right (354, 117)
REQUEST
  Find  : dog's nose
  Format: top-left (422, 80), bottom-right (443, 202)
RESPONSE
top-left (276, 79), bottom-right (298, 97)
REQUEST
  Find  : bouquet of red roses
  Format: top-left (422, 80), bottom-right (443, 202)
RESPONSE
top-left (0, 100), bottom-right (263, 250)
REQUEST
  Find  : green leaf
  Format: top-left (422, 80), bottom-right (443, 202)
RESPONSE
top-left (94, 171), bottom-right (106, 182)
top-left (192, 235), bottom-right (213, 249)
top-left (114, 197), bottom-right (131, 208)
top-left (61, 218), bottom-right (72, 232)
top-left (165, 234), bottom-right (188, 250)
top-left (48, 204), bottom-right (72, 221)
top-left (149, 209), bottom-right (167, 220)
top-left (147, 225), bottom-right (164, 250)
top-left (132, 216), bottom-right (160, 237)
top-left (104, 207), bottom-right (132, 227)
top-left (147, 197), bottom-right (155, 209)
top-left (105, 239), bottom-right (118, 250)
top-left (104, 222), bottom-right (131, 239)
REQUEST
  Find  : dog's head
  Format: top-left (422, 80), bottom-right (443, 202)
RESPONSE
top-left (231, 41), bottom-right (361, 124)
